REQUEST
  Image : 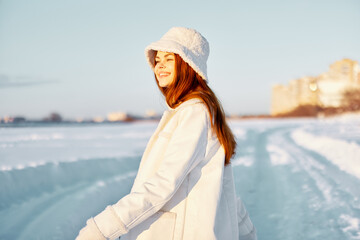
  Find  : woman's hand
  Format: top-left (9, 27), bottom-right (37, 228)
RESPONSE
top-left (75, 218), bottom-right (106, 240)
top-left (76, 225), bottom-right (93, 240)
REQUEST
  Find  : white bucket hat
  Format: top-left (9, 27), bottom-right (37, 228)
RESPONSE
top-left (145, 27), bottom-right (210, 81)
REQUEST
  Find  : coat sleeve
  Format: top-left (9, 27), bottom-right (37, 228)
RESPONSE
top-left (76, 104), bottom-right (209, 240)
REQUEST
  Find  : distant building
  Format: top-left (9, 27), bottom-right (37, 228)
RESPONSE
top-left (145, 109), bottom-right (157, 118)
top-left (93, 116), bottom-right (105, 123)
top-left (144, 109), bottom-right (161, 120)
top-left (75, 117), bottom-right (84, 123)
top-left (0, 115), bottom-right (27, 123)
top-left (317, 59), bottom-right (360, 107)
top-left (107, 112), bottom-right (130, 122)
top-left (271, 58), bottom-right (360, 115)
top-left (271, 77), bottom-right (318, 115)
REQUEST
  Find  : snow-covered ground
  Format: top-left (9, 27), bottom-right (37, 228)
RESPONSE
top-left (0, 117), bottom-right (359, 240)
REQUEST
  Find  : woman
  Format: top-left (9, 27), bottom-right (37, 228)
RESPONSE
top-left (76, 27), bottom-right (256, 240)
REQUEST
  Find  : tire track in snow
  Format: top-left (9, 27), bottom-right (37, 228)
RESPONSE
top-left (234, 123), bottom-right (360, 240)
top-left (235, 126), bottom-right (300, 240)
top-left (261, 127), bottom-right (330, 240)
top-left (268, 126), bottom-right (360, 239)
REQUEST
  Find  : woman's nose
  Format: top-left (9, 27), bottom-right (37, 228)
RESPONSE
top-left (158, 61), bottom-right (165, 68)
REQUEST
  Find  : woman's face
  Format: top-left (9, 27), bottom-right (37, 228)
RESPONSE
top-left (154, 51), bottom-right (176, 87)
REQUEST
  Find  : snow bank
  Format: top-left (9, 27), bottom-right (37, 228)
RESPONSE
top-left (0, 125), bottom-right (155, 171)
top-left (291, 129), bottom-right (360, 179)
top-left (321, 111), bottom-right (360, 122)
top-left (339, 214), bottom-right (360, 239)
top-left (231, 127), bottom-right (247, 139)
top-left (266, 144), bottom-right (293, 165)
top-left (232, 156), bottom-right (254, 167)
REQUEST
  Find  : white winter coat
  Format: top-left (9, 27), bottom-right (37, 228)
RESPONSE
top-left (76, 98), bottom-right (256, 240)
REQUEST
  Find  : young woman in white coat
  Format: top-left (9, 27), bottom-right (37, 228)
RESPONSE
top-left (76, 27), bottom-right (257, 240)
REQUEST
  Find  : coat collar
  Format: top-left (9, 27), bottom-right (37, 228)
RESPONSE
top-left (166, 98), bottom-right (203, 111)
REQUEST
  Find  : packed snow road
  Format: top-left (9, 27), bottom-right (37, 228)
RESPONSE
top-left (0, 116), bottom-right (359, 239)
top-left (231, 117), bottom-right (360, 240)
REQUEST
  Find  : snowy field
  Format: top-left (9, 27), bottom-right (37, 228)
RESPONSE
top-left (0, 116), bottom-right (360, 240)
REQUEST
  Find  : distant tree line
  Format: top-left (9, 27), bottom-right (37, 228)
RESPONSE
top-left (42, 112), bottom-right (63, 122)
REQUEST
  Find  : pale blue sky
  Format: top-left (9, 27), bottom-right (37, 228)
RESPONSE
top-left (1, 0), bottom-right (359, 119)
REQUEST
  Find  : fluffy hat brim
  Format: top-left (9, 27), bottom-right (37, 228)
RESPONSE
top-left (145, 39), bottom-right (208, 81)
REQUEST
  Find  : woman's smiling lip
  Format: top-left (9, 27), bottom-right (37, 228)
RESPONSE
top-left (158, 72), bottom-right (171, 77)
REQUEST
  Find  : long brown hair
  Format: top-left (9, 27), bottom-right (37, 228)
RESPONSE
top-left (154, 53), bottom-right (236, 165)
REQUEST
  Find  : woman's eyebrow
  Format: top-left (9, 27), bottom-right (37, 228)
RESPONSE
top-left (155, 54), bottom-right (174, 59)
